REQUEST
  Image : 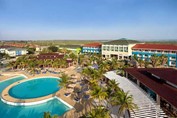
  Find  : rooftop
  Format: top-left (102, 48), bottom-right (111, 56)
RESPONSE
top-left (82, 42), bottom-right (101, 47)
top-left (132, 44), bottom-right (177, 51)
top-left (103, 38), bottom-right (140, 45)
top-left (6, 48), bottom-right (27, 51)
top-left (124, 68), bottom-right (177, 108)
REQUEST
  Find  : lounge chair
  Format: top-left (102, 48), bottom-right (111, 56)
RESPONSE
top-left (74, 97), bottom-right (80, 102)
top-left (83, 95), bottom-right (90, 100)
top-left (64, 93), bottom-right (71, 97)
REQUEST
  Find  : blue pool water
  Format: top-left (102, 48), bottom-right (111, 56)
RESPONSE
top-left (9, 77), bottom-right (60, 99)
top-left (0, 76), bottom-right (71, 118)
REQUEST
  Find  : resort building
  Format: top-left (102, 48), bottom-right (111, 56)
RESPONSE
top-left (4, 42), bottom-right (41, 52)
top-left (104, 70), bottom-right (168, 117)
top-left (124, 68), bottom-right (177, 116)
top-left (0, 46), bottom-right (11, 53)
top-left (0, 46), bottom-right (28, 57)
top-left (37, 53), bottom-right (74, 66)
top-left (132, 44), bottom-right (177, 67)
top-left (102, 39), bottom-right (140, 60)
top-left (81, 42), bottom-right (101, 54)
top-left (37, 53), bottom-right (64, 60)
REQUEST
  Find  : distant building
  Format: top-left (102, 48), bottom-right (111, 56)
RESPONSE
top-left (37, 53), bottom-right (74, 66)
top-left (81, 42), bottom-right (102, 54)
top-left (4, 42), bottom-right (41, 52)
top-left (132, 44), bottom-right (177, 67)
top-left (102, 39), bottom-right (140, 60)
top-left (5, 48), bottom-right (28, 57)
top-left (0, 46), bottom-right (11, 53)
top-left (37, 53), bottom-right (64, 60)
top-left (124, 68), bottom-right (177, 116)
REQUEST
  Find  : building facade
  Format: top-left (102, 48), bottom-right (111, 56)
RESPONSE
top-left (102, 39), bottom-right (140, 60)
top-left (81, 42), bottom-right (101, 54)
top-left (132, 44), bottom-right (177, 67)
top-left (125, 68), bottom-right (177, 116)
top-left (5, 48), bottom-right (28, 57)
top-left (0, 46), bottom-right (28, 57)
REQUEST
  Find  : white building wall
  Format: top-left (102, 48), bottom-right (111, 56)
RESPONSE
top-left (102, 44), bottom-right (137, 60)
top-left (5, 50), bottom-right (16, 57)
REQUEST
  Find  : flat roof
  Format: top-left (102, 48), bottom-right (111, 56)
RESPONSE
top-left (124, 68), bottom-right (177, 108)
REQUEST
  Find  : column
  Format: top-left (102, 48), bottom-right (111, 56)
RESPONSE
top-left (137, 80), bottom-right (140, 86)
top-left (156, 94), bottom-right (161, 105)
top-left (126, 72), bottom-right (128, 78)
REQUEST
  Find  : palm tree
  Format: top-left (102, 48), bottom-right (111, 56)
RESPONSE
top-left (107, 79), bottom-right (120, 92)
top-left (111, 89), bottom-right (138, 118)
top-left (159, 54), bottom-right (168, 67)
top-left (58, 73), bottom-right (70, 89)
top-left (137, 59), bottom-right (144, 68)
top-left (84, 106), bottom-right (111, 118)
top-left (43, 112), bottom-right (58, 118)
top-left (150, 54), bottom-right (160, 68)
top-left (90, 86), bottom-right (108, 106)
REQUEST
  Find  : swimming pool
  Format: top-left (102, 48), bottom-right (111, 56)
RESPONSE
top-left (9, 77), bottom-right (60, 99)
top-left (0, 76), bottom-right (71, 118)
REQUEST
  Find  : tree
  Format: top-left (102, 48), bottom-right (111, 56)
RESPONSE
top-left (85, 106), bottom-right (111, 118)
top-left (159, 54), bottom-right (168, 67)
top-left (27, 48), bottom-right (36, 54)
top-left (43, 112), bottom-right (58, 118)
top-left (111, 89), bottom-right (138, 117)
top-left (137, 59), bottom-right (144, 68)
top-left (90, 86), bottom-right (108, 106)
top-left (150, 54), bottom-right (160, 68)
top-left (48, 46), bottom-right (58, 52)
top-left (58, 73), bottom-right (70, 89)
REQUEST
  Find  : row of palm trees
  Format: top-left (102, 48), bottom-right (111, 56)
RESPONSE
top-left (8, 52), bottom-right (77, 74)
top-left (80, 65), bottom-right (137, 118)
top-left (133, 54), bottom-right (168, 68)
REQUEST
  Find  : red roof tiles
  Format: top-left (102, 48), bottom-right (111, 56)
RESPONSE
top-left (132, 44), bottom-right (177, 51)
top-left (83, 42), bottom-right (101, 48)
top-left (37, 53), bottom-right (64, 60)
top-left (125, 68), bottom-right (177, 108)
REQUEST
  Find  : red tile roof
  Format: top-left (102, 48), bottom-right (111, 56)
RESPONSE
top-left (124, 68), bottom-right (177, 108)
top-left (37, 53), bottom-right (64, 60)
top-left (132, 44), bottom-right (177, 51)
top-left (147, 69), bottom-right (177, 86)
top-left (83, 42), bottom-right (101, 47)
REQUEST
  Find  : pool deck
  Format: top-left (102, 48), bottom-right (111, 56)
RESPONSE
top-left (0, 66), bottom-right (92, 117)
top-left (0, 66), bottom-right (79, 106)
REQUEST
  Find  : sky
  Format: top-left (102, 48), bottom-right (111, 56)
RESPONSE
top-left (0, 0), bottom-right (177, 40)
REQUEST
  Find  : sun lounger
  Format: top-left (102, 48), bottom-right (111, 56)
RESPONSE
top-left (64, 93), bottom-right (71, 97)
top-left (83, 95), bottom-right (90, 100)
top-left (74, 97), bottom-right (80, 102)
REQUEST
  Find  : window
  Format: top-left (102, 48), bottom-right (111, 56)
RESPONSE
top-left (124, 47), bottom-right (128, 52)
top-left (107, 46), bottom-right (110, 51)
top-left (103, 46), bottom-right (106, 51)
top-left (111, 46), bottom-right (114, 51)
top-left (115, 46), bottom-right (118, 51)
top-left (164, 51), bottom-right (169, 53)
top-left (119, 46), bottom-right (123, 52)
top-left (171, 51), bottom-right (176, 54)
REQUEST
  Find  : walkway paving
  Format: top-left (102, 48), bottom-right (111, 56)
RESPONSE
top-left (104, 71), bottom-right (168, 118)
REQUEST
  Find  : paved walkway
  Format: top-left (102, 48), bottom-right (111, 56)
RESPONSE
top-left (104, 71), bottom-right (168, 118)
